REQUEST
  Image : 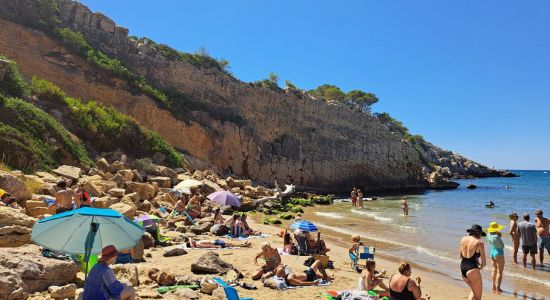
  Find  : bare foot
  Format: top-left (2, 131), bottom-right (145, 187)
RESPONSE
top-left (497, 288), bottom-right (504, 293)
top-left (492, 286), bottom-right (497, 291)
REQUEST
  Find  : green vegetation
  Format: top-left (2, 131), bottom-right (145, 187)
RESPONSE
top-left (0, 95), bottom-right (92, 171)
top-left (307, 84), bottom-right (379, 112)
top-left (251, 72), bottom-right (281, 90)
top-left (0, 55), bottom-right (29, 98)
top-left (31, 77), bottom-right (185, 168)
top-left (263, 217), bottom-right (282, 225)
top-left (374, 112), bottom-right (411, 137)
top-left (311, 194), bottom-right (335, 205)
top-left (289, 197), bottom-right (315, 207)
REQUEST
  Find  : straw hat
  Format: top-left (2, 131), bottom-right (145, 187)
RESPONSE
top-left (98, 245), bottom-right (118, 262)
top-left (487, 222), bottom-right (505, 233)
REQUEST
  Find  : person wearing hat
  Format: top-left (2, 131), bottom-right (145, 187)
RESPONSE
top-left (508, 212), bottom-right (520, 264)
top-left (83, 245), bottom-right (136, 300)
top-left (487, 222), bottom-right (505, 292)
top-left (459, 224), bottom-right (487, 300)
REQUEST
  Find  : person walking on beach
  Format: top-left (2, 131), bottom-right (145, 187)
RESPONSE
top-left (351, 187), bottom-right (358, 207)
top-left (460, 224), bottom-right (487, 300)
top-left (357, 189), bottom-right (364, 208)
top-left (535, 210), bottom-right (550, 265)
top-left (509, 213), bottom-right (520, 264)
top-left (402, 198), bottom-right (409, 216)
top-left (487, 222), bottom-right (505, 292)
top-left (518, 214), bottom-right (537, 269)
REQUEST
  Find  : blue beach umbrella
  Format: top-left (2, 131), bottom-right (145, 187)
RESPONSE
top-left (290, 220), bottom-right (318, 232)
top-left (31, 207), bottom-right (144, 255)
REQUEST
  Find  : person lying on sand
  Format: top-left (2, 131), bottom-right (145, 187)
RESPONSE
top-left (273, 260), bottom-right (334, 286)
top-left (185, 239), bottom-right (251, 249)
top-left (358, 260), bottom-right (388, 292)
top-left (252, 242), bottom-right (282, 280)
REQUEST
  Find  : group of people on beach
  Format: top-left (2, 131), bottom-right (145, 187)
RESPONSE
top-left (458, 209), bottom-right (549, 300)
top-left (350, 187), bottom-right (365, 208)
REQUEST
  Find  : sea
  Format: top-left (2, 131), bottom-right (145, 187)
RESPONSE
top-left (305, 170), bottom-right (550, 299)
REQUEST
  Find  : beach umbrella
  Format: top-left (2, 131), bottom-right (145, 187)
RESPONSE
top-left (134, 214), bottom-right (161, 227)
top-left (290, 220), bottom-right (318, 232)
top-left (173, 179), bottom-right (203, 195)
top-left (207, 191), bottom-right (241, 207)
top-left (31, 207), bottom-right (144, 255)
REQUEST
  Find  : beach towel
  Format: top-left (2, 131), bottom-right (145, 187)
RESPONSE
top-left (278, 279), bottom-right (332, 290)
top-left (157, 285), bottom-right (200, 294)
top-left (181, 245), bottom-right (242, 251)
top-left (224, 233), bottom-right (271, 240)
top-left (43, 197), bottom-right (56, 207)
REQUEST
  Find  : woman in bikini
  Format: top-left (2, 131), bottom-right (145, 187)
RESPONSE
top-left (389, 262), bottom-right (428, 300)
top-left (252, 242), bottom-right (282, 280)
top-left (358, 260), bottom-right (388, 292)
top-left (186, 239), bottom-right (251, 248)
top-left (460, 224), bottom-right (487, 300)
top-left (186, 193), bottom-right (202, 219)
top-left (509, 212), bottom-right (520, 264)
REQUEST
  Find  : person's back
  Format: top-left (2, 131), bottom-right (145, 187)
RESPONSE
top-left (389, 274), bottom-right (415, 300)
top-left (518, 220), bottom-right (536, 246)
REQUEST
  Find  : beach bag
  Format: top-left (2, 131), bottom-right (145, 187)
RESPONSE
top-left (304, 256), bottom-right (315, 267)
top-left (200, 275), bottom-right (218, 295)
top-left (314, 254), bottom-right (330, 268)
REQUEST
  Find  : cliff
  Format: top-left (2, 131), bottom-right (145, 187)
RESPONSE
top-left (0, 0), bottom-right (509, 192)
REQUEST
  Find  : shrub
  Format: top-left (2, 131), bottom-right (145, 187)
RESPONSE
top-left (31, 76), bottom-right (65, 102)
top-left (0, 55), bottom-right (29, 98)
top-left (307, 84), bottom-right (346, 102)
top-left (289, 197), bottom-right (314, 207)
top-left (312, 195), bottom-right (334, 205)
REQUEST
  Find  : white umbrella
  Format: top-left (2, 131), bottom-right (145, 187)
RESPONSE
top-left (173, 179), bottom-right (203, 194)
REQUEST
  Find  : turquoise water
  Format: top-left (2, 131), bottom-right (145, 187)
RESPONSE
top-left (307, 170), bottom-right (550, 299)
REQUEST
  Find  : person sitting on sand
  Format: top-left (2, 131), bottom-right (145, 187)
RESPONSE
top-left (389, 262), bottom-right (428, 300)
top-left (274, 260), bottom-right (334, 286)
top-left (241, 214), bottom-right (261, 236)
top-left (305, 231), bottom-right (329, 254)
top-left (402, 198), bottom-right (409, 216)
top-left (252, 242), bottom-right (282, 280)
top-left (283, 232), bottom-right (296, 254)
top-left (83, 245), bottom-right (136, 300)
top-left (213, 207), bottom-right (225, 225)
top-left (186, 192), bottom-right (202, 219)
top-left (225, 213), bottom-right (243, 236)
top-left (55, 180), bottom-right (79, 213)
top-left (460, 224), bottom-right (487, 300)
top-left (509, 212), bottom-right (520, 264)
top-left (358, 260), bottom-right (388, 292)
top-left (185, 239), bottom-right (251, 249)
top-left (487, 222), bottom-right (505, 292)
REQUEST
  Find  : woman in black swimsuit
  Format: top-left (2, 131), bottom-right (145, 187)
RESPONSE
top-left (388, 262), bottom-right (427, 300)
top-left (460, 224), bottom-right (487, 300)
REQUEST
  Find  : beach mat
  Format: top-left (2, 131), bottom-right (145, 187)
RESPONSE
top-left (282, 281), bottom-right (331, 290)
top-left (224, 233), bottom-right (271, 240)
top-left (157, 284), bottom-right (200, 294)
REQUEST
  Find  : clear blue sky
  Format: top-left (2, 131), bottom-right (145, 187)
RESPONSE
top-left (80, 0), bottom-right (550, 170)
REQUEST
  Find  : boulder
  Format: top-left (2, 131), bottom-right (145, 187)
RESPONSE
top-left (0, 206), bottom-right (36, 227)
top-left (0, 170), bottom-right (32, 200)
top-left (81, 180), bottom-right (102, 197)
top-left (121, 192), bottom-right (140, 205)
top-left (51, 165), bottom-right (82, 180)
top-left (132, 169), bottom-right (144, 182)
top-left (107, 188), bottom-right (126, 198)
top-left (153, 192), bottom-right (175, 205)
top-left (142, 232), bottom-right (155, 249)
top-left (117, 169), bottom-right (134, 182)
top-left (0, 225), bottom-right (32, 247)
top-left (125, 182), bottom-right (155, 200)
top-left (109, 161), bottom-right (126, 173)
top-left (147, 268), bottom-right (176, 286)
top-left (0, 265), bottom-right (28, 300)
top-left (168, 288), bottom-right (199, 299)
top-left (110, 202), bottom-right (136, 218)
top-left (79, 175), bottom-right (117, 193)
top-left (152, 166), bottom-right (179, 185)
top-left (111, 264), bottom-right (139, 286)
top-left (233, 179), bottom-right (252, 189)
top-left (188, 221), bottom-right (213, 235)
top-left (163, 248), bottom-right (187, 257)
top-left (190, 251), bottom-right (242, 275)
top-left (0, 246), bottom-right (80, 292)
top-left (148, 176), bottom-right (172, 188)
top-left (25, 206), bottom-right (56, 219)
top-left (110, 173), bottom-right (126, 188)
top-left (24, 199), bottom-right (47, 210)
top-left (96, 158), bottom-right (110, 172)
top-left (202, 179), bottom-right (223, 193)
top-left (138, 200), bottom-right (152, 212)
top-left (92, 196), bottom-right (117, 209)
top-left (48, 284), bottom-right (77, 300)
top-left (87, 167), bottom-right (106, 178)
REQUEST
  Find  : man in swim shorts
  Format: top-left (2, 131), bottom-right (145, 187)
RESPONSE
top-left (535, 210), bottom-right (550, 265)
top-left (518, 214), bottom-right (538, 268)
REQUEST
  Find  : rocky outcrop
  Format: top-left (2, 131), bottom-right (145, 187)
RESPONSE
top-left (191, 251), bottom-right (241, 276)
top-left (0, 206), bottom-right (36, 247)
top-left (0, 170), bottom-right (32, 200)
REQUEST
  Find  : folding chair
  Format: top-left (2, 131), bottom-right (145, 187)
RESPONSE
top-left (212, 277), bottom-right (253, 300)
top-left (351, 246), bottom-right (375, 271)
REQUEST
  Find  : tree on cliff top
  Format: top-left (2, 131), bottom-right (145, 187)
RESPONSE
top-left (345, 90), bottom-right (379, 112)
top-left (307, 84), bottom-right (346, 102)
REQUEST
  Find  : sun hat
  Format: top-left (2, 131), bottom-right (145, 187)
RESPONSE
top-left (487, 222), bottom-right (505, 233)
top-left (98, 245), bottom-right (118, 262)
top-left (466, 224), bottom-right (486, 236)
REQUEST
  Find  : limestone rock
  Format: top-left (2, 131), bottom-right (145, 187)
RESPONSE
top-left (152, 166), bottom-right (179, 185)
top-left (0, 246), bottom-right (80, 292)
top-left (126, 182), bottom-right (155, 200)
top-left (148, 176), bottom-right (171, 188)
top-left (132, 169), bottom-right (144, 182)
top-left (0, 206), bottom-right (36, 227)
top-left (188, 221), bottom-right (213, 235)
top-left (0, 225), bottom-right (32, 247)
top-left (0, 265), bottom-right (28, 300)
top-left (51, 165), bottom-right (82, 180)
top-left (87, 167), bottom-right (106, 178)
top-left (109, 161), bottom-right (126, 173)
top-left (117, 169), bottom-right (134, 182)
top-left (25, 206), bottom-right (56, 219)
top-left (108, 188), bottom-right (126, 198)
top-left (142, 232), bottom-right (155, 249)
top-left (138, 199), bottom-right (152, 212)
top-left (121, 192), bottom-right (140, 204)
top-left (191, 251), bottom-right (241, 275)
top-left (92, 196), bottom-right (116, 208)
top-left (110, 173), bottom-right (126, 188)
top-left (163, 247), bottom-right (187, 257)
top-left (48, 284), bottom-right (77, 300)
top-left (80, 180), bottom-right (102, 197)
top-left (110, 202), bottom-right (136, 218)
top-left (0, 170), bottom-right (31, 200)
top-left (96, 158), bottom-right (110, 172)
top-left (153, 192), bottom-right (175, 205)
top-left (147, 268), bottom-right (176, 286)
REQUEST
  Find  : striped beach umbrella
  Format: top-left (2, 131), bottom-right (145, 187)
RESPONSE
top-left (290, 220), bottom-right (318, 232)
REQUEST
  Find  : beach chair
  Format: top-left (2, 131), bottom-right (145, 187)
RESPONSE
top-left (294, 234), bottom-right (310, 256)
top-left (212, 277), bottom-right (253, 300)
top-left (350, 246), bottom-right (375, 271)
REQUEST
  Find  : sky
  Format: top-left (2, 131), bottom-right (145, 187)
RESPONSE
top-left (80, 0), bottom-right (550, 170)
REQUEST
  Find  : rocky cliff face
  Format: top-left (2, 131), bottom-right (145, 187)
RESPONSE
top-left (0, 0), bottom-right (501, 192)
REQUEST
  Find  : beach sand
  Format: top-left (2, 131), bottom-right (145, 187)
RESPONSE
top-left (136, 219), bottom-right (511, 300)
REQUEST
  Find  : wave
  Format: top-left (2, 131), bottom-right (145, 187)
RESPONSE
top-left (350, 209), bottom-right (393, 223)
top-left (314, 212), bottom-right (344, 219)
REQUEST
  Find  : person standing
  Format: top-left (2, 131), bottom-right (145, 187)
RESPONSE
top-left (357, 189), bottom-right (364, 208)
top-left (460, 224), bottom-right (487, 300)
top-left (518, 214), bottom-right (538, 269)
top-left (83, 245), bottom-right (136, 300)
top-left (351, 188), bottom-right (357, 207)
top-left (402, 198), bottom-right (409, 216)
top-left (487, 222), bottom-right (505, 292)
top-left (509, 213), bottom-right (520, 264)
top-left (535, 210), bottom-right (550, 265)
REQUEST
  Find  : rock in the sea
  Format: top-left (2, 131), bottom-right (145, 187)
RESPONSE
top-left (125, 182), bottom-right (155, 200)
top-left (48, 284), bottom-right (77, 300)
top-left (0, 265), bottom-right (28, 300)
top-left (0, 170), bottom-right (32, 200)
top-left (467, 184), bottom-right (477, 189)
top-left (163, 247), bottom-right (187, 257)
top-left (51, 165), bottom-right (82, 180)
top-left (110, 202), bottom-right (136, 218)
top-left (0, 246), bottom-right (80, 292)
top-left (191, 251), bottom-right (242, 275)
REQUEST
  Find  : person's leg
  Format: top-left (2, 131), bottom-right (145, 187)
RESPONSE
top-left (512, 239), bottom-right (519, 264)
top-left (120, 286), bottom-right (135, 300)
top-left (530, 253), bottom-right (536, 269)
top-left (539, 242), bottom-right (544, 265)
top-left (252, 266), bottom-right (265, 280)
top-left (491, 257), bottom-right (497, 290)
top-left (522, 247), bottom-right (527, 267)
top-left (496, 255), bottom-right (505, 292)
top-left (375, 278), bottom-right (389, 291)
top-left (462, 275), bottom-right (475, 300)
top-left (467, 269), bottom-right (483, 300)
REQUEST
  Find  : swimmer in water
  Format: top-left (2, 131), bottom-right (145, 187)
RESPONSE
top-left (486, 201), bottom-right (495, 208)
